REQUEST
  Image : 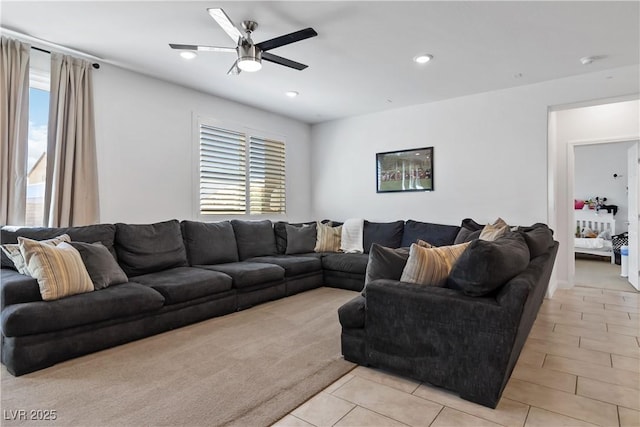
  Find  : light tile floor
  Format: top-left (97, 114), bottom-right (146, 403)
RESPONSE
top-left (273, 264), bottom-right (639, 427)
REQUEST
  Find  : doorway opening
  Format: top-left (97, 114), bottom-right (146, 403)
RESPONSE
top-left (570, 139), bottom-right (638, 293)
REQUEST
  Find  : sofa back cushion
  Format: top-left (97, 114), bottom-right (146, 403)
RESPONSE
top-left (230, 220), bottom-right (278, 260)
top-left (447, 232), bottom-right (530, 296)
top-left (363, 221), bottom-right (404, 253)
top-left (1, 224), bottom-right (116, 270)
top-left (401, 220), bottom-right (460, 248)
top-left (115, 220), bottom-right (188, 277)
top-left (517, 224), bottom-right (555, 259)
top-left (181, 220), bottom-right (239, 265)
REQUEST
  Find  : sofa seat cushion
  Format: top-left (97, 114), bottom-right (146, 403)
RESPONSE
top-left (131, 267), bottom-right (232, 305)
top-left (1, 282), bottom-right (164, 337)
top-left (338, 295), bottom-right (365, 329)
top-left (322, 253), bottom-right (369, 275)
top-left (247, 255), bottom-right (322, 277)
top-left (196, 262), bottom-right (284, 289)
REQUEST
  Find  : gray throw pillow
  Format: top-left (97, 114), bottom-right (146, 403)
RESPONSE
top-left (454, 218), bottom-right (484, 244)
top-left (447, 232), bottom-right (530, 296)
top-left (363, 244), bottom-right (410, 294)
top-left (285, 223), bottom-right (317, 255)
top-left (70, 241), bottom-right (128, 289)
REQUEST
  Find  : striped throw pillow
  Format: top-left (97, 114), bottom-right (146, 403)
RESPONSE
top-left (1, 234), bottom-right (71, 274)
top-left (19, 237), bottom-right (94, 301)
top-left (400, 241), bottom-right (471, 286)
top-left (314, 221), bottom-right (342, 252)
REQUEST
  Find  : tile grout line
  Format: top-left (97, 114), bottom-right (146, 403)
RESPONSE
top-left (521, 405), bottom-right (531, 427)
top-left (427, 406), bottom-right (445, 427)
top-left (330, 405), bottom-right (356, 427)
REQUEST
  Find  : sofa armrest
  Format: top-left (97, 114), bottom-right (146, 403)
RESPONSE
top-left (1, 269), bottom-right (42, 310)
top-left (365, 280), bottom-right (522, 336)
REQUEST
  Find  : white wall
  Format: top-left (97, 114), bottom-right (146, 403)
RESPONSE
top-left (311, 65), bottom-right (640, 294)
top-left (551, 100), bottom-right (640, 288)
top-left (575, 140), bottom-right (635, 233)
top-left (93, 65), bottom-right (312, 224)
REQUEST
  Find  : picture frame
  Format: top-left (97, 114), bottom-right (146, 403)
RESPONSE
top-left (376, 147), bottom-right (434, 193)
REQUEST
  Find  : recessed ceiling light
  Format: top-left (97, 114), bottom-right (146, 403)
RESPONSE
top-left (580, 55), bottom-right (604, 65)
top-left (180, 51), bottom-right (197, 60)
top-left (285, 91), bottom-right (299, 98)
top-left (414, 54), bottom-right (433, 64)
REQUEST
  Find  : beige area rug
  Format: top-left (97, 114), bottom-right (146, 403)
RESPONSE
top-left (1, 287), bottom-right (357, 427)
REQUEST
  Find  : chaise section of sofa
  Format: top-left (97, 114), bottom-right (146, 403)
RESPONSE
top-left (337, 225), bottom-right (559, 408)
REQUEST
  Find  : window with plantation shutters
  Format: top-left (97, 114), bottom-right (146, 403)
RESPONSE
top-left (197, 121), bottom-right (286, 215)
top-left (199, 125), bottom-right (247, 215)
top-left (249, 136), bottom-right (286, 214)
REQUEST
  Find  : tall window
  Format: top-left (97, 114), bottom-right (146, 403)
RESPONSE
top-left (198, 122), bottom-right (286, 216)
top-left (26, 50), bottom-right (50, 226)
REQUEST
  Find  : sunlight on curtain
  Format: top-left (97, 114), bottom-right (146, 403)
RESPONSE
top-left (0, 37), bottom-right (30, 225)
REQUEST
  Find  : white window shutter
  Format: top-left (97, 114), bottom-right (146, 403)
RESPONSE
top-left (249, 136), bottom-right (286, 214)
top-left (199, 125), bottom-right (247, 215)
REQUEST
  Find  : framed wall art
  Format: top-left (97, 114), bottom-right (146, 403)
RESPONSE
top-left (376, 147), bottom-right (434, 193)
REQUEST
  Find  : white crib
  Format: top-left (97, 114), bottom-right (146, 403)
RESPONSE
top-left (574, 209), bottom-right (616, 263)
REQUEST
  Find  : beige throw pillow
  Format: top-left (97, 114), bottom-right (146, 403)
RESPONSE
top-left (19, 238), bottom-right (94, 301)
top-left (400, 242), bottom-right (471, 286)
top-left (314, 221), bottom-right (342, 252)
top-left (478, 217), bottom-right (511, 241)
top-left (1, 234), bottom-right (71, 274)
top-left (416, 239), bottom-right (433, 248)
top-left (479, 223), bottom-right (508, 241)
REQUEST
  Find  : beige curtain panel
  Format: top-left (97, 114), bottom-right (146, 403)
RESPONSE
top-left (45, 53), bottom-right (99, 227)
top-left (0, 37), bottom-right (30, 226)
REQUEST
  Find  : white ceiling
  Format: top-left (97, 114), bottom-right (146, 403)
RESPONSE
top-left (2, 1), bottom-right (639, 124)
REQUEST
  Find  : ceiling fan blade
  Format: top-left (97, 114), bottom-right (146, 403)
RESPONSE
top-left (169, 43), bottom-right (236, 53)
top-left (207, 8), bottom-right (243, 44)
top-left (227, 60), bottom-right (241, 75)
top-left (262, 52), bottom-right (308, 70)
top-left (256, 28), bottom-right (317, 52)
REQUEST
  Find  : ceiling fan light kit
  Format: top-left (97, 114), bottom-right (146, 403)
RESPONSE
top-left (237, 43), bottom-right (262, 72)
top-left (170, 8), bottom-right (317, 75)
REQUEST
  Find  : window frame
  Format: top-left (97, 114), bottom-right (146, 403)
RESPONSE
top-left (192, 115), bottom-right (287, 220)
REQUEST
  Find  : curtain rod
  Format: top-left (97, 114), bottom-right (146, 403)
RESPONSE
top-left (31, 46), bottom-right (100, 69)
top-left (2, 28), bottom-right (101, 69)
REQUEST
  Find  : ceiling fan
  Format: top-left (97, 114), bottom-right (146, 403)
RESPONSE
top-left (169, 8), bottom-right (318, 75)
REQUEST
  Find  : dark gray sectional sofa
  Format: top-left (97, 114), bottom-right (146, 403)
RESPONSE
top-left (1, 215), bottom-right (557, 412)
top-left (1, 217), bottom-right (427, 375)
